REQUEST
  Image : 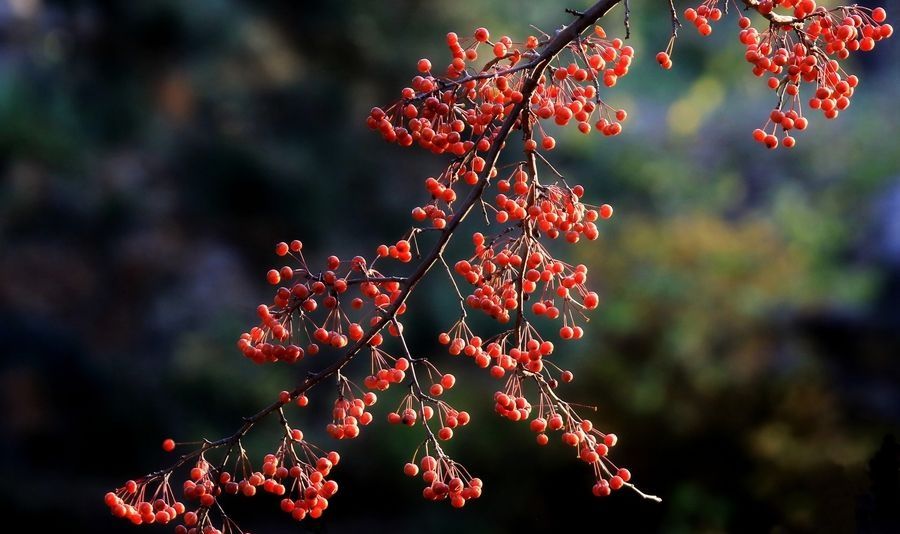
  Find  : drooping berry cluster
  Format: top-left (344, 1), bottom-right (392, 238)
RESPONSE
top-left (366, 24), bottom-right (634, 157)
top-left (326, 379), bottom-right (377, 439)
top-left (108, 411), bottom-right (343, 531)
top-left (403, 453), bottom-right (483, 508)
top-left (105, 478), bottom-right (185, 527)
top-left (237, 241), bottom-right (407, 363)
top-left (685, 1), bottom-right (723, 36)
top-left (494, 171), bottom-right (614, 240)
top-left (665, 0), bottom-right (892, 148)
top-left (390, 394), bottom-right (470, 434)
top-left (387, 368), bottom-right (469, 441)
top-left (499, 372), bottom-right (637, 496)
top-left (267, 448), bottom-right (341, 522)
top-left (214, 434), bottom-right (343, 524)
top-left (451, 229), bottom-right (600, 329)
top-left (742, 3), bottom-right (892, 148)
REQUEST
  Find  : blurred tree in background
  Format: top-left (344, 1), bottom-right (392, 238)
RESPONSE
top-left (1, 0), bottom-right (898, 532)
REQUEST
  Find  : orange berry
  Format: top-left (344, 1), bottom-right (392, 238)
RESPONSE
top-left (404, 463), bottom-right (419, 477)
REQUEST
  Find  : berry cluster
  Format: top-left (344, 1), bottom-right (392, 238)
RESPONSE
top-left (183, 459), bottom-right (219, 505)
top-left (494, 389), bottom-right (533, 421)
top-left (388, 388), bottom-right (471, 442)
top-left (518, 376), bottom-right (636, 498)
top-left (363, 350), bottom-right (409, 390)
top-left (326, 386), bottom-right (377, 439)
top-left (453, 231), bottom-right (600, 331)
top-left (403, 453), bottom-right (484, 508)
top-left (219, 440), bottom-right (342, 523)
top-left (508, 180), bottom-right (613, 241)
top-left (270, 449), bottom-right (341, 522)
top-left (109, 426), bottom-right (342, 531)
top-left (685, 1), bottom-right (723, 36)
top-left (366, 24), bottom-right (634, 157)
top-left (669, 0), bottom-right (893, 148)
top-left (104, 479), bottom-right (185, 526)
top-left (237, 242), bottom-right (410, 364)
top-left (376, 238), bottom-right (416, 262)
top-left (743, 3), bottom-right (891, 148)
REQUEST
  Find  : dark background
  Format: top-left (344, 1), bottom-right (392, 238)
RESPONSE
top-left (2, 0), bottom-right (899, 532)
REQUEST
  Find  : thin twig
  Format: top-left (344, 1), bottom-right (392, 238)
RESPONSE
top-left (668, 0), bottom-right (681, 38)
top-left (440, 254), bottom-right (468, 318)
top-left (624, 0), bottom-right (631, 39)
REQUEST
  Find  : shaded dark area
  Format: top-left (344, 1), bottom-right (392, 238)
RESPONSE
top-left (1, 0), bottom-right (899, 532)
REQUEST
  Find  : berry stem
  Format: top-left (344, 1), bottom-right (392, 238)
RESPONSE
top-left (668, 0), bottom-right (682, 38)
top-left (513, 117), bottom-right (539, 348)
top-left (398, 329), bottom-right (444, 454)
top-left (624, 0), bottom-right (632, 39)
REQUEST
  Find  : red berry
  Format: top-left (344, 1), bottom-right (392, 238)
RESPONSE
top-left (404, 463), bottom-right (419, 477)
top-left (441, 374), bottom-right (456, 389)
top-left (592, 480), bottom-right (611, 497)
top-left (609, 475), bottom-right (625, 490)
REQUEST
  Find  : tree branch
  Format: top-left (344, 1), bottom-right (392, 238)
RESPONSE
top-left (139, 0), bottom-right (626, 483)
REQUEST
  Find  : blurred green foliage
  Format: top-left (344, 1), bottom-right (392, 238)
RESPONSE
top-left (1, 0), bottom-right (898, 532)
